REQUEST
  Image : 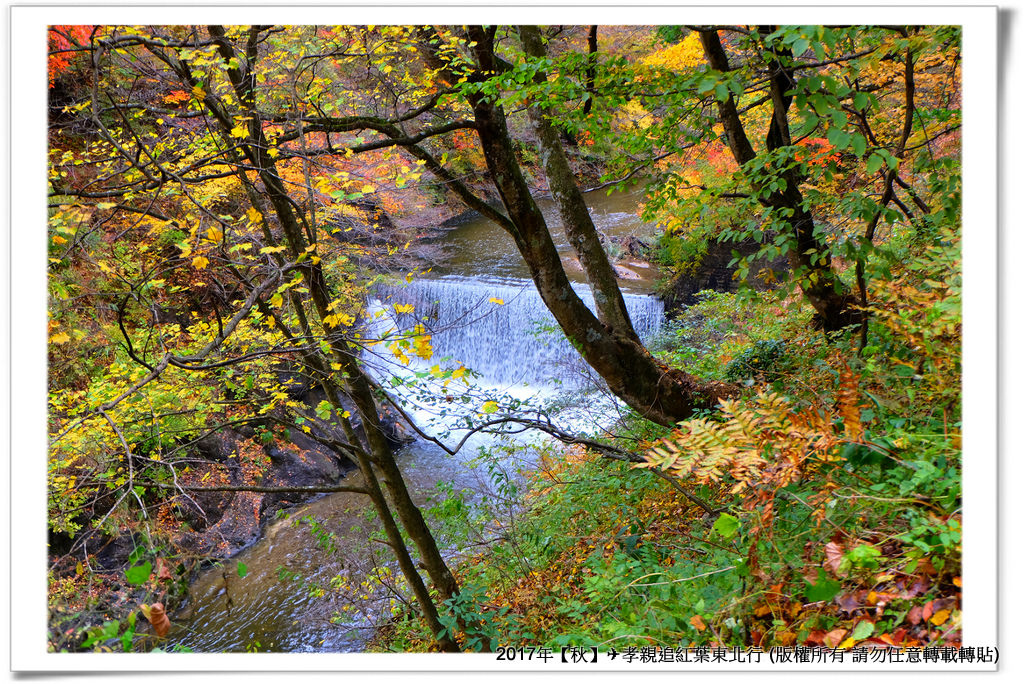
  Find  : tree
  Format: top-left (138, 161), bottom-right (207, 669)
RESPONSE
top-left (48, 25), bottom-right (463, 650)
top-left (272, 24), bottom-right (737, 427)
top-left (591, 25), bottom-right (960, 336)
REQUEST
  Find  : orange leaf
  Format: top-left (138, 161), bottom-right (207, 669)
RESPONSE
top-left (690, 615), bottom-right (707, 632)
top-left (146, 602), bottom-right (170, 638)
top-left (930, 609), bottom-right (951, 626)
top-left (823, 628), bottom-right (848, 648)
top-left (776, 630), bottom-right (797, 646)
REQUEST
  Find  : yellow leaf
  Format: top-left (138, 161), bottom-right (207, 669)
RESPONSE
top-left (930, 609), bottom-right (951, 626)
top-left (393, 303), bottom-right (415, 314)
top-left (192, 255), bottom-right (209, 269)
top-left (269, 293), bottom-right (283, 308)
top-left (51, 235), bottom-right (67, 245)
top-left (489, 297), bottom-right (504, 305)
top-left (191, 85), bottom-right (205, 100)
top-left (452, 366), bottom-right (466, 379)
top-left (414, 334), bottom-right (433, 360)
top-left (481, 400), bottom-right (498, 414)
top-left (230, 124), bottom-right (248, 139)
top-left (206, 227), bottom-right (223, 242)
top-left (341, 411), bottom-right (351, 418)
top-left (361, 184), bottom-right (375, 194)
top-left (246, 207), bottom-right (261, 223)
top-left (260, 246), bottom-right (286, 254)
top-left (268, 148), bottom-right (280, 158)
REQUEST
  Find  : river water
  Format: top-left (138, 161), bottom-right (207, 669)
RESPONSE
top-left (169, 187), bottom-right (665, 653)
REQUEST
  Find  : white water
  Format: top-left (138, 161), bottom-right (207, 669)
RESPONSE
top-left (367, 275), bottom-right (665, 389)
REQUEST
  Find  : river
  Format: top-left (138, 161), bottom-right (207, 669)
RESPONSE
top-left (168, 186), bottom-right (665, 653)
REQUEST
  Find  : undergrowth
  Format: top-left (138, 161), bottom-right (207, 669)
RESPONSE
top-left (377, 228), bottom-right (963, 653)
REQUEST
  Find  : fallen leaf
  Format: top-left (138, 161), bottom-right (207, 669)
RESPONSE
top-left (930, 609), bottom-right (951, 626)
top-left (823, 628), bottom-right (848, 648)
top-left (850, 620), bottom-right (875, 641)
top-left (824, 542), bottom-right (844, 575)
top-left (837, 593), bottom-right (861, 613)
top-left (690, 615), bottom-right (707, 632)
top-left (776, 630), bottom-right (796, 646)
top-left (908, 605), bottom-right (923, 625)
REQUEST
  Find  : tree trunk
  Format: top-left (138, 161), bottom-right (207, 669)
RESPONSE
top-left (520, 26), bottom-right (637, 337)
top-left (584, 25), bottom-right (598, 116)
top-left (698, 28), bottom-right (856, 331)
top-left (458, 27), bottom-right (735, 428)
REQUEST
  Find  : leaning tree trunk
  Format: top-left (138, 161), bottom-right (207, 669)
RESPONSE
top-left (456, 26), bottom-right (735, 428)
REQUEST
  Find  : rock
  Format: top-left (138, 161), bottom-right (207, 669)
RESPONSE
top-left (613, 264), bottom-right (641, 280)
top-left (661, 239), bottom-right (788, 314)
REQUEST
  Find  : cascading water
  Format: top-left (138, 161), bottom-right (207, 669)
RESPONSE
top-left (367, 275), bottom-right (665, 390)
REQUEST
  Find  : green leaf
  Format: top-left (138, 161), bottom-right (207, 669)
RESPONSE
top-left (712, 512), bottom-right (740, 539)
top-left (850, 620), bottom-right (875, 641)
top-left (850, 133), bottom-right (867, 157)
top-left (315, 400), bottom-right (332, 420)
top-left (237, 561), bottom-right (248, 578)
top-left (827, 128), bottom-right (852, 150)
top-left (792, 38), bottom-right (810, 56)
top-left (853, 91), bottom-right (870, 110)
top-left (805, 568), bottom-right (842, 602)
top-left (866, 152), bottom-right (885, 175)
top-left (125, 561), bottom-right (152, 586)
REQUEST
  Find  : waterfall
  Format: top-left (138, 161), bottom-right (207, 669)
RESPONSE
top-left (365, 275), bottom-right (665, 388)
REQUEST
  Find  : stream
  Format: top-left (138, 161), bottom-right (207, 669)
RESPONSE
top-left (169, 187), bottom-right (666, 653)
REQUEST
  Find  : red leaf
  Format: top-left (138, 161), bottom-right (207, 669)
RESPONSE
top-left (805, 630), bottom-right (825, 646)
